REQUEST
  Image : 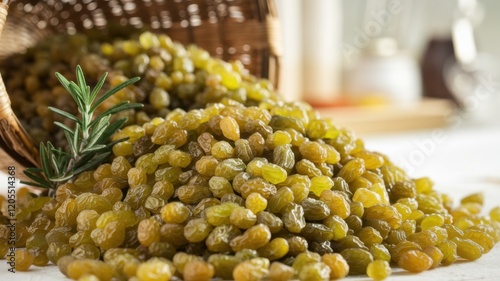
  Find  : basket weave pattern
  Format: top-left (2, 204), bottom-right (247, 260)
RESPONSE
top-left (0, 0), bottom-right (281, 169)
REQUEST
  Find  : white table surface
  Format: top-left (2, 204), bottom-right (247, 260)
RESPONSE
top-left (1, 122), bottom-right (499, 280)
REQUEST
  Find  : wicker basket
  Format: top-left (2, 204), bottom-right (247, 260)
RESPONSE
top-left (0, 0), bottom-right (281, 170)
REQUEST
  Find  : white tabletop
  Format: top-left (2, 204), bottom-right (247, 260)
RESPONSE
top-left (1, 122), bottom-right (499, 280)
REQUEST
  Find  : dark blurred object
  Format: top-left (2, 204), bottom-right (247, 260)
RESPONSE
top-left (421, 38), bottom-right (461, 106)
top-left (422, 0), bottom-right (484, 109)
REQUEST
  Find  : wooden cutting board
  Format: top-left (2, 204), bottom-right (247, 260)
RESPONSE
top-left (316, 98), bottom-right (455, 136)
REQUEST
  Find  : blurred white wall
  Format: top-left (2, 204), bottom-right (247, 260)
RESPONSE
top-left (342, 0), bottom-right (500, 63)
top-left (275, 0), bottom-right (500, 101)
top-left (475, 0), bottom-right (500, 61)
top-left (275, 0), bottom-right (343, 103)
top-left (274, 0), bottom-right (303, 101)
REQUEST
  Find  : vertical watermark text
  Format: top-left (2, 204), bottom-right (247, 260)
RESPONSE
top-left (6, 166), bottom-right (16, 273)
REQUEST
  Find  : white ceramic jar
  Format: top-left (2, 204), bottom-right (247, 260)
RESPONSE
top-left (344, 37), bottom-right (422, 105)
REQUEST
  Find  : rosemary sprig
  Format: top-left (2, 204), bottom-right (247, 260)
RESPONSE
top-left (22, 65), bottom-right (142, 195)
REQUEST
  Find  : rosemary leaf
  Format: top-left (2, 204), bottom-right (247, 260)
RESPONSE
top-left (48, 107), bottom-right (79, 124)
top-left (82, 144), bottom-right (107, 154)
top-left (50, 174), bottom-right (75, 183)
top-left (96, 101), bottom-right (142, 121)
top-left (54, 72), bottom-right (71, 92)
top-left (99, 120), bottom-right (128, 144)
top-left (90, 72), bottom-right (108, 103)
top-left (86, 116), bottom-right (111, 148)
top-left (73, 124), bottom-right (81, 158)
top-left (91, 76), bottom-right (140, 112)
top-left (76, 66), bottom-right (87, 94)
top-left (73, 153), bottom-right (111, 175)
top-left (39, 143), bottom-right (53, 181)
top-left (53, 121), bottom-right (74, 135)
top-left (23, 168), bottom-right (52, 189)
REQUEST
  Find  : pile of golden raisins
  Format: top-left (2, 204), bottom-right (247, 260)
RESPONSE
top-left (1, 31), bottom-right (499, 281)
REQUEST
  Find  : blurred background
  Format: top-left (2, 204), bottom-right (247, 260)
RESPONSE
top-left (274, 0), bottom-right (500, 135)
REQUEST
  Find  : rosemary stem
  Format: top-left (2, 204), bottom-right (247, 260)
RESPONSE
top-left (21, 66), bottom-right (141, 195)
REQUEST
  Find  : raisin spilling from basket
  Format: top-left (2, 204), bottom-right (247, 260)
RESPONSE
top-left (0, 32), bottom-right (499, 281)
top-left (1, 31), bottom-right (273, 147)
